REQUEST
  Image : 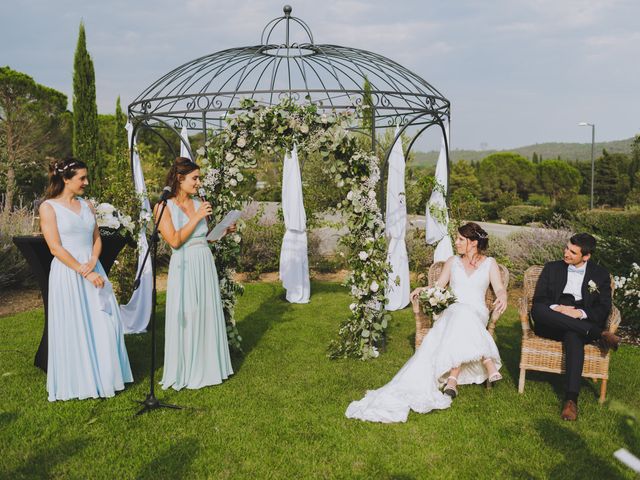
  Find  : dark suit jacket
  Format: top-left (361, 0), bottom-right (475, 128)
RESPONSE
top-left (532, 260), bottom-right (612, 328)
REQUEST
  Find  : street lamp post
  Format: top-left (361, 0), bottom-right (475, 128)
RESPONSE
top-left (579, 122), bottom-right (595, 209)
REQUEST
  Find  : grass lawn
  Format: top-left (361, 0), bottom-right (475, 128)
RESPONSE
top-left (1, 281), bottom-right (639, 479)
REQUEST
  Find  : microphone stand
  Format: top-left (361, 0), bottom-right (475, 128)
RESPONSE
top-left (133, 196), bottom-right (182, 415)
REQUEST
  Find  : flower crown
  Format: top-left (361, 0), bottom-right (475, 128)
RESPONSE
top-left (55, 161), bottom-right (78, 175)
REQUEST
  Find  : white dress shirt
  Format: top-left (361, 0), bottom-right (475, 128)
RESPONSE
top-left (551, 262), bottom-right (588, 319)
top-left (563, 263), bottom-right (586, 301)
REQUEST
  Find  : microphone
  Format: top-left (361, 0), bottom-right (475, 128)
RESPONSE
top-left (159, 186), bottom-right (172, 202)
top-left (198, 187), bottom-right (212, 224)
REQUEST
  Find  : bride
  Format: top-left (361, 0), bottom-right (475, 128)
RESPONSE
top-left (346, 222), bottom-right (508, 423)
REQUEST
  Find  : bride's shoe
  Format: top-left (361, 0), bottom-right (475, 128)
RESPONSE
top-left (443, 376), bottom-right (458, 398)
top-left (483, 359), bottom-right (502, 389)
top-left (485, 372), bottom-right (503, 389)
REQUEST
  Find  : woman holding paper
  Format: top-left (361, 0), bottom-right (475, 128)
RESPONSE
top-left (155, 157), bottom-right (234, 390)
top-left (39, 157), bottom-right (133, 401)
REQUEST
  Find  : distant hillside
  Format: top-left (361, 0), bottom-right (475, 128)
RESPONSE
top-left (410, 137), bottom-right (636, 167)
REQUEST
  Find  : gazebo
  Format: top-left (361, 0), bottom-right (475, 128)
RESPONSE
top-left (128, 5), bottom-right (451, 193)
top-left (126, 5), bottom-right (452, 360)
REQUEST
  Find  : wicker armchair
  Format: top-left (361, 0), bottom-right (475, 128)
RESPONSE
top-left (518, 265), bottom-right (622, 403)
top-left (413, 260), bottom-right (510, 349)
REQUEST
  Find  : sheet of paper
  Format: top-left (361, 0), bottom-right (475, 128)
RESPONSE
top-left (206, 210), bottom-right (242, 242)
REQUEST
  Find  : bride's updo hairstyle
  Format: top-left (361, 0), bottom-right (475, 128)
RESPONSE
top-left (165, 156), bottom-right (200, 198)
top-left (45, 157), bottom-right (88, 199)
top-left (458, 222), bottom-right (489, 252)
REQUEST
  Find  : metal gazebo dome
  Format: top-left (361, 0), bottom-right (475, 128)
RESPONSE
top-left (128, 5), bottom-right (450, 166)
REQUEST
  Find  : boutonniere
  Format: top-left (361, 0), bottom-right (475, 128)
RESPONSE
top-left (588, 280), bottom-right (599, 294)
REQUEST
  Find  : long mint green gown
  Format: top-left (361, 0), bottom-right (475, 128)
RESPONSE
top-left (160, 198), bottom-right (233, 390)
top-left (45, 198), bottom-right (132, 402)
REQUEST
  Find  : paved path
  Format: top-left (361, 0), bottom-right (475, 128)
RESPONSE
top-left (244, 202), bottom-right (534, 253)
top-left (407, 216), bottom-right (534, 239)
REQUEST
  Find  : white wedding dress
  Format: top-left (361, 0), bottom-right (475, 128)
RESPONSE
top-left (346, 256), bottom-right (502, 423)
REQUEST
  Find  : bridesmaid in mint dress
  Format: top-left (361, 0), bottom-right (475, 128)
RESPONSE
top-left (155, 157), bottom-right (234, 390)
top-left (39, 158), bottom-right (133, 401)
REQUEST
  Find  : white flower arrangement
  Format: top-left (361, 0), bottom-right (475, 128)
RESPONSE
top-left (418, 286), bottom-right (457, 316)
top-left (614, 263), bottom-right (640, 312)
top-left (90, 200), bottom-right (135, 237)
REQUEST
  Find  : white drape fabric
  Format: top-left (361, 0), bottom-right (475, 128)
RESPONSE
top-left (279, 145), bottom-right (310, 303)
top-left (180, 126), bottom-right (192, 160)
top-left (385, 128), bottom-right (410, 311)
top-left (119, 122), bottom-right (152, 333)
top-left (425, 122), bottom-right (454, 262)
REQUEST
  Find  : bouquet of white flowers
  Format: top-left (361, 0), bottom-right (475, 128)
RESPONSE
top-left (93, 202), bottom-right (135, 239)
top-left (418, 286), bottom-right (456, 316)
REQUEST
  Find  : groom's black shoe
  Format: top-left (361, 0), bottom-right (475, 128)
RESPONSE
top-left (599, 331), bottom-right (621, 352)
top-left (561, 400), bottom-right (578, 421)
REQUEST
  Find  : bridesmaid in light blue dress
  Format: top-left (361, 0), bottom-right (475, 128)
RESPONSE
top-left (39, 158), bottom-right (133, 402)
top-left (155, 157), bottom-right (234, 390)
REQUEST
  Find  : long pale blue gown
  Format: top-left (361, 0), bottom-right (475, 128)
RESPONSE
top-left (45, 198), bottom-right (133, 402)
top-left (160, 198), bottom-right (233, 390)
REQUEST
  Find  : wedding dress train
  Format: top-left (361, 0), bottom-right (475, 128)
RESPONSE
top-left (346, 256), bottom-right (502, 423)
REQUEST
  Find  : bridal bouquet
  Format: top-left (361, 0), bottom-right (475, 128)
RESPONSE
top-left (418, 286), bottom-right (456, 316)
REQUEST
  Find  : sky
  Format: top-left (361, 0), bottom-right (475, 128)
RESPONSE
top-left (1, 0), bottom-right (639, 151)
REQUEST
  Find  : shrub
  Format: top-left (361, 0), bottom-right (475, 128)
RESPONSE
top-left (405, 228), bottom-right (434, 285)
top-left (237, 213), bottom-right (285, 276)
top-left (503, 227), bottom-right (572, 286)
top-left (308, 232), bottom-right (348, 273)
top-left (236, 207), bottom-right (331, 277)
top-left (500, 205), bottom-right (542, 225)
top-left (449, 188), bottom-right (486, 223)
top-left (495, 191), bottom-right (520, 213)
top-left (0, 206), bottom-right (36, 289)
top-left (571, 209), bottom-right (640, 276)
top-left (485, 235), bottom-right (512, 273)
top-left (614, 263), bottom-right (640, 328)
top-left (527, 193), bottom-right (551, 207)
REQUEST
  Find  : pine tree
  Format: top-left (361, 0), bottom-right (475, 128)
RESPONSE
top-left (72, 21), bottom-right (100, 194)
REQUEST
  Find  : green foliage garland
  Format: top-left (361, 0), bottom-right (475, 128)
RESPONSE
top-left (197, 98), bottom-right (390, 359)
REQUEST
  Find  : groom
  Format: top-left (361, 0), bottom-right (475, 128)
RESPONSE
top-left (531, 233), bottom-right (620, 421)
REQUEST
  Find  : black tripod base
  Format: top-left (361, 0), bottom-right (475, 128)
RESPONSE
top-left (135, 393), bottom-right (182, 416)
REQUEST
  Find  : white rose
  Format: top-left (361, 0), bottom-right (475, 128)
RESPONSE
top-left (225, 152), bottom-right (235, 161)
top-left (237, 136), bottom-right (247, 148)
top-left (347, 191), bottom-right (354, 201)
top-left (103, 216), bottom-right (120, 229)
top-left (358, 251), bottom-right (369, 261)
top-left (370, 346), bottom-right (379, 358)
top-left (229, 179), bottom-right (238, 187)
top-left (236, 173), bottom-right (244, 181)
top-left (349, 303), bottom-right (357, 312)
top-left (300, 124), bottom-right (309, 134)
top-left (368, 190), bottom-right (376, 199)
top-left (96, 203), bottom-right (115, 216)
top-left (232, 234), bottom-right (241, 243)
top-left (429, 297), bottom-right (438, 306)
top-left (370, 281), bottom-right (379, 292)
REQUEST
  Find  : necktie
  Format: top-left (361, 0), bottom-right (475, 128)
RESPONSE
top-left (568, 265), bottom-right (585, 274)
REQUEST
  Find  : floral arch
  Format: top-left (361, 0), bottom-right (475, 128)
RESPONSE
top-left (128, 6), bottom-right (451, 359)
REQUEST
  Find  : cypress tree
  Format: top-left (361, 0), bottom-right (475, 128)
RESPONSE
top-left (113, 96), bottom-right (128, 170)
top-left (72, 21), bottom-right (100, 194)
top-left (361, 77), bottom-right (374, 151)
